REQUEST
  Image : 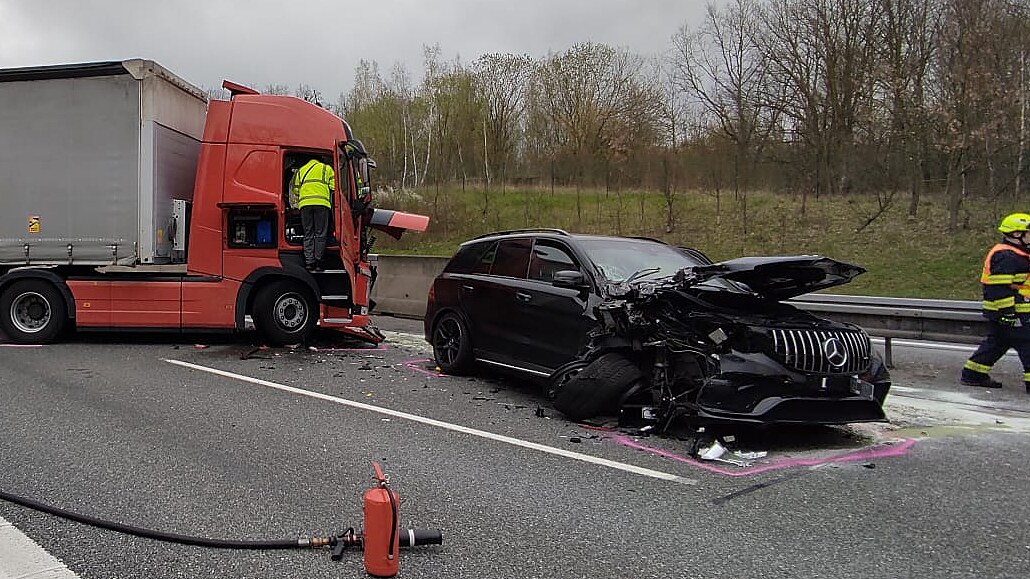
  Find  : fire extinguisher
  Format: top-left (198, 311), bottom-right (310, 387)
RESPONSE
top-left (363, 462), bottom-right (400, 577)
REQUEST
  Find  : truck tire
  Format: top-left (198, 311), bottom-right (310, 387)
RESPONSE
top-left (252, 280), bottom-right (317, 346)
top-left (431, 312), bottom-right (474, 375)
top-left (554, 353), bottom-right (643, 421)
top-left (0, 279), bottom-right (68, 344)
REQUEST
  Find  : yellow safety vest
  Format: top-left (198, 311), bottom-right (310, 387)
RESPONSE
top-left (980, 243), bottom-right (1030, 314)
top-left (294, 160), bottom-right (334, 209)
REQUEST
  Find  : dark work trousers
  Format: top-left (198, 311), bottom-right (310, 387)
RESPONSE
top-left (964, 321), bottom-right (1030, 385)
top-left (300, 205), bottom-right (330, 266)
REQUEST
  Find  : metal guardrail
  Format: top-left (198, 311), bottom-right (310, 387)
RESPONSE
top-left (788, 294), bottom-right (985, 367)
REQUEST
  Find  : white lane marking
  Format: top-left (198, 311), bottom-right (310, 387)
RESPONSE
top-left (0, 515), bottom-right (80, 578)
top-left (164, 359), bottom-right (697, 485)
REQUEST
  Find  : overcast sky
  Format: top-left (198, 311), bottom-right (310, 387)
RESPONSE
top-left (0, 0), bottom-right (714, 99)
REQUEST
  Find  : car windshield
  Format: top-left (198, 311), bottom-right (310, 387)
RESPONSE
top-left (577, 238), bottom-right (742, 291)
top-left (577, 238), bottom-right (703, 281)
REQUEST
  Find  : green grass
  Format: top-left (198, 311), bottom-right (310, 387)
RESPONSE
top-left (372, 185), bottom-right (1020, 300)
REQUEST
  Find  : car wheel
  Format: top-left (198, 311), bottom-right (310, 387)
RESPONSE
top-left (554, 353), bottom-right (643, 421)
top-left (253, 280), bottom-right (317, 346)
top-left (545, 359), bottom-right (589, 400)
top-left (432, 312), bottom-right (474, 375)
top-left (0, 279), bottom-right (68, 344)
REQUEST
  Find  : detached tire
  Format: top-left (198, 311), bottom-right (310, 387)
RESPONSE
top-left (252, 280), bottom-right (317, 346)
top-left (554, 353), bottom-right (643, 421)
top-left (431, 312), bottom-right (474, 375)
top-left (0, 279), bottom-right (68, 344)
top-left (545, 359), bottom-right (589, 400)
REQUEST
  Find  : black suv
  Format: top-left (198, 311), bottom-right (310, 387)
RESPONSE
top-left (424, 229), bottom-right (890, 427)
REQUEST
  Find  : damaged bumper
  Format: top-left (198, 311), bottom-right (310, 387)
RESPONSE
top-left (688, 351), bottom-right (889, 425)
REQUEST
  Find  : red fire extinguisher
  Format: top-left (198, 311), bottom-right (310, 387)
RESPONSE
top-left (363, 462), bottom-right (400, 577)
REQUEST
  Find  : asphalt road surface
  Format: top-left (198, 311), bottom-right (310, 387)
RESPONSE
top-left (2, 318), bottom-right (1029, 579)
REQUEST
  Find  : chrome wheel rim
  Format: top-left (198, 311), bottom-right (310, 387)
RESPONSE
top-left (10, 291), bottom-right (51, 334)
top-left (274, 293), bottom-right (307, 331)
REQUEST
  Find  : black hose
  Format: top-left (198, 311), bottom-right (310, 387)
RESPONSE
top-left (0, 488), bottom-right (302, 549)
top-left (387, 486), bottom-right (398, 559)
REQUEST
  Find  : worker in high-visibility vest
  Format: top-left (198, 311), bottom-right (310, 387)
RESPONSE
top-left (292, 158), bottom-right (335, 271)
top-left (961, 213), bottom-right (1030, 393)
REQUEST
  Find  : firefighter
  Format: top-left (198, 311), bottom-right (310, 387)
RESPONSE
top-left (293, 157), bottom-right (335, 271)
top-left (961, 213), bottom-right (1030, 392)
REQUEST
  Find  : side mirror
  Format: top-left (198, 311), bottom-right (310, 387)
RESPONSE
top-left (553, 270), bottom-right (588, 289)
top-left (341, 139), bottom-right (369, 160)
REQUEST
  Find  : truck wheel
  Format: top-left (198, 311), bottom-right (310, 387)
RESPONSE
top-left (252, 280), bottom-right (317, 346)
top-left (0, 279), bottom-right (68, 344)
top-left (554, 353), bottom-right (643, 421)
top-left (431, 312), bottom-right (474, 375)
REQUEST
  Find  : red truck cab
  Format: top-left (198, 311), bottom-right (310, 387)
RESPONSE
top-left (0, 61), bottom-right (427, 345)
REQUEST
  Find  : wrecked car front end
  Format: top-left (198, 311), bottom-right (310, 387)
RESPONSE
top-left (554, 256), bottom-right (891, 428)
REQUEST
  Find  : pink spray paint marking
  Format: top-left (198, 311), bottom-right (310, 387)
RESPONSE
top-left (611, 433), bottom-right (917, 477)
top-left (401, 358), bottom-right (448, 378)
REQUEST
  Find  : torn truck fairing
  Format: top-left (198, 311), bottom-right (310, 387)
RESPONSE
top-left (558, 255), bottom-right (890, 427)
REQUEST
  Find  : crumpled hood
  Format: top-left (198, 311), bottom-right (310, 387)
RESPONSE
top-left (688, 255), bottom-right (865, 301)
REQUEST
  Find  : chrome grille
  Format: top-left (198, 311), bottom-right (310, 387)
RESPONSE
top-left (770, 328), bottom-right (870, 374)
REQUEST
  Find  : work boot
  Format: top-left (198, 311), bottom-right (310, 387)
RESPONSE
top-left (961, 368), bottom-right (1003, 388)
top-left (960, 377), bottom-right (1003, 388)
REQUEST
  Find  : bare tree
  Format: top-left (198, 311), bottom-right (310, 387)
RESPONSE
top-left (671, 0), bottom-right (780, 231)
top-left (873, 0), bottom-right (941, 219)
top-left (473, 53), bottom-right (535, 192)
top-left (531, 42), bottom-right (663, 225)
top-left (761, 0), bottom-right (878, 200)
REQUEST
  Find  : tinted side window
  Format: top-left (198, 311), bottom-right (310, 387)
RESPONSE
top-left (528, 240), bottom-right (579, 282)
top-left (490, 238), bottom-right (533, 278)
top-left (444, 241), bottom-right (497, 274)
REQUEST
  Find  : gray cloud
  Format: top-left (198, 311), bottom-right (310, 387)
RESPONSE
top-left (0, 0), bottom-right (712, 99)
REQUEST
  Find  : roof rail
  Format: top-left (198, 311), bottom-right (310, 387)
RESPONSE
top-left (626, 236), bottom-right (667, 244)
top-left (471, 228), bottom-right (571, 240)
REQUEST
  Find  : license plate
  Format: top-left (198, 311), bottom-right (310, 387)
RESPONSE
top-left (811, 374), bottom-right (858, 393)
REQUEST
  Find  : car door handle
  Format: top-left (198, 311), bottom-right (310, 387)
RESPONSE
top-left (461, 285), bottom-right (474, 293)
top-left (515, 291), bottom-right (532, 303)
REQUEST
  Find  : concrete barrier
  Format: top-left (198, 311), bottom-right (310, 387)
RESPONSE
top-left (370, 254), bottom-right (450, 318)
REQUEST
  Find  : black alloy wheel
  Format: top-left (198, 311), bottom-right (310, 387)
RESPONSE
top-left (432, 312), bottom-right (473, 375)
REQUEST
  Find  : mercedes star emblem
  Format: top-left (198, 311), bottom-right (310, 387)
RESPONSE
top-left (822, 337), bottom-right (848, 368)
